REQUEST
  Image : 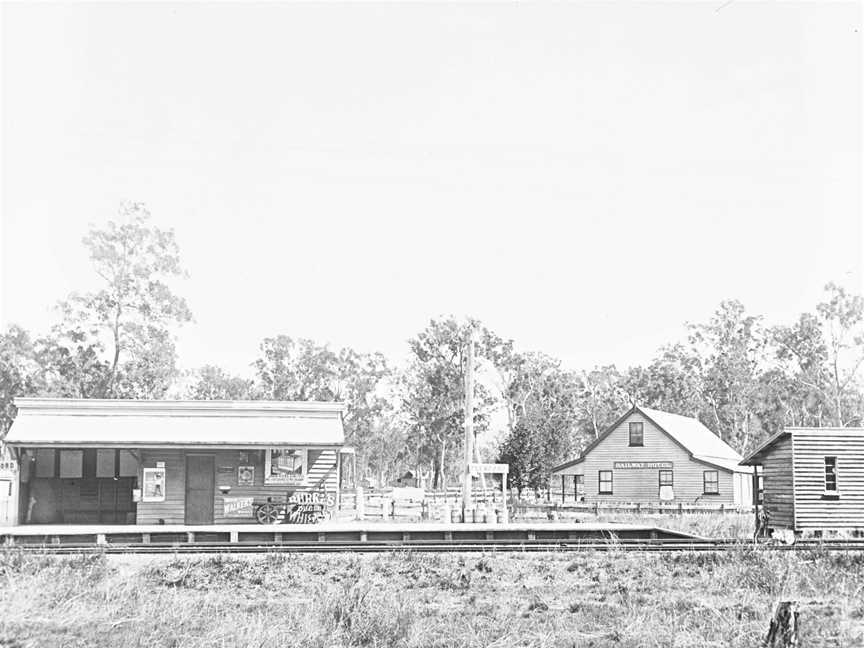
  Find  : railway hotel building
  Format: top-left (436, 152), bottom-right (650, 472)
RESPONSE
top-left (551, 405), bottom-right (753, 506)
top-left (0, 398), bottom-right (350, 526)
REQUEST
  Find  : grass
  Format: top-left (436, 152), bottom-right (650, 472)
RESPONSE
top-left (589, 512), bottom-right (754, 539)
top-left (1, 546), bottom-right (862, 647)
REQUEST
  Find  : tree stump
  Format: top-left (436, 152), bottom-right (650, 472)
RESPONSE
top-left (762, 601), bottom-right (799, 648)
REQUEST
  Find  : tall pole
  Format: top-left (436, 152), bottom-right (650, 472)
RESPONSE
top-left (462, 333), bottom-right (475, 522)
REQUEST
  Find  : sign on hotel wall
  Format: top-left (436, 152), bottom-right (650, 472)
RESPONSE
top-left (613, 461), bottom-right (673, 470)
top-left (237, 465), bottom-right (254, 486)
top-left (142, 467), bottom-right (166, 502)
top-left (223, 496), bottom-right (254, 517)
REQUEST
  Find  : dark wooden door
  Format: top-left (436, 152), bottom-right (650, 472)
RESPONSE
top-left (185, 455), bottom-right (215, 525)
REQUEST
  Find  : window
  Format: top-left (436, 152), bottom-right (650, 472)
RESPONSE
top-left (265, 449), bottom-right (307, 485)
top-left (824, 457), bottom-right (838, 492)
top-left (629, 422), bottom-right (644, 446)
top-left (119, 451), bottom-right (138, 477)
top-left (59, 450), bottom-right (83, 478)
top-left (598, 470), bottom-right (613, 494)
top-left (35, 449), bottom-right (56, 478)
top-left (703, 470), bottom-right (719, 494)
top-left (659, 470), bottom-right (673, 489)
top-left (96, 450), bottom-right (116, 478)
top-left (575, 474), bottom-right (585, 498)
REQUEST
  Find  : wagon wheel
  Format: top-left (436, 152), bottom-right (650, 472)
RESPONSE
top-left (255, 503), bottom-right (282, 525)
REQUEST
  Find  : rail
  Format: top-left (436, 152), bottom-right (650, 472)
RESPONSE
top-left (4, 537), bottom-right (864, 555)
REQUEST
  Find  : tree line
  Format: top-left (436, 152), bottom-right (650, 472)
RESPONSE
top-left (2, 206), bottom-right (864, 492)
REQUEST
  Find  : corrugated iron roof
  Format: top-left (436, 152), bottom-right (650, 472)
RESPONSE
top-left (638, 407), bottom-right (744, 466)
top-left (551, 405), bottom-right (748, 474)
top-left (5, 398), bottom-right (345, 447)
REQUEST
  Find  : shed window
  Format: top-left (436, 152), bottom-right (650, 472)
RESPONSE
top-left (119, 451), bottom-right (138, 477)
top-left (35, 449), bottom-right (56, 478)
top-left (628, 422), bottom-right (644, 447)
top-left (703, 470), bottom-right (719, 494)
top-left (575, 474), bottom-right (585, 497)
top-left (59, 451), bottom-right (83, 478)
top-left (824, 457), bottom-right (838, 492)
top-left (598, 470), bottom-right (613, 494)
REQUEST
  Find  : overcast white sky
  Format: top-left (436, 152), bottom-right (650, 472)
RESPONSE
top-left (1, 1), bottom-right (862, 378)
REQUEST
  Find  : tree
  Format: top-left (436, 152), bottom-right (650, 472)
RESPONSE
top-left (497, 353), bottom-right (581, 493)
top-left (254, 336), bottom-right (339, 401)
top-left (771, 283), bottom-right (864, 427)
top-left (253, 336), bottom-right (393, 480)
top-left (0, 326), bottom-right (45, 434)
top-left (55, 203), bottom-right (192, 398)
top-left (186, 365), bottom-right (256, 400)
top-left (401, 317), bottom-right (512, 489)
top-left (574, 365), bottom-right (629, 444)
top-left (688, 300), bottom-right (767, 453)
top-left (815, 283), bottom-right (864, 426)
top-left (621, 344), bottom-right (704, 418)
top-left (770, 312), bottom-right (832, 427)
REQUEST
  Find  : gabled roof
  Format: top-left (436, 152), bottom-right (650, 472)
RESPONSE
top-left (739, 429), bottom-right (790, 466)
top-left (4, 398), bottom-right (346, 447)
top-left (551, 405), bottom-right (747, 474)
top-left (740, 426), bottom-right (864, 466)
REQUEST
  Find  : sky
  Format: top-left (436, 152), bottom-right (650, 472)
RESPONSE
top-left (1, 1), bottom-right (862, 380)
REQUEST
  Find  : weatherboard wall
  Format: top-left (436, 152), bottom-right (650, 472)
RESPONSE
top-left (792, 429), bottom-right (864, 530)
top-left (137, 447), bottom-right (339, 525)
top-left (556, 411), bottom-right (737, 505)
top-left (760, 435), bottom-right (795, 530)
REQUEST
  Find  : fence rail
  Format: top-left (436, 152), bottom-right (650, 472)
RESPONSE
top-left (337, 487), bottom-right (752, 522)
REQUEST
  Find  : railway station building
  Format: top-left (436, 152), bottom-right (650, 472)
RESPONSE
top-left (0, 398), bottom-right (350, 526)
top-left (740, 427), bottom-right (864, 534)
top-left (551, 405), bottom-right (753, 506)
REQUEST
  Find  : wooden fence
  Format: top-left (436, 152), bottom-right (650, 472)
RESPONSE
top-left (338, 487), bottom-right (752, 522)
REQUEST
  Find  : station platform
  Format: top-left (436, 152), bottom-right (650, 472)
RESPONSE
top-left (0, 521), bottom-right (701, 546)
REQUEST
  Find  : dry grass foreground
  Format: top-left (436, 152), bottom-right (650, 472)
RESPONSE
top-left (1, 546), bottom-right (862, 648)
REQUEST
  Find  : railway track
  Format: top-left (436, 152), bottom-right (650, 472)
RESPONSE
top-left (6, 537), bottom-right (864, 555)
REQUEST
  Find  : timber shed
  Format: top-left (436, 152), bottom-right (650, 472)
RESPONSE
top-left (551, 405), bottom-right (752, 506)
top-left (740, 427), bottom-right (864, 533)
top-left (1, 398), bottom-right (349, 526)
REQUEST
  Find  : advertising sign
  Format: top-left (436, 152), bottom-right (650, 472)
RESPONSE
top-left (142, 467), bottom-right (166, 502)
top-left (237, 465), bottom-right (255, 486)
top-left (613, 461), bottom-right (673, 470)
top-left (223, 496), bottom-right (254, 517)
top-left (265, 449), bottom-right (307, 485)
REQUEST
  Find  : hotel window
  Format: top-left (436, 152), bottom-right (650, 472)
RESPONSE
top-left (703, 470), bottom-right (719, 494)
top-left (824, 457), bottom-right (838, 492)
top-left (629, 422), bottom-right (644, 447)
top-left (598, 470), bottom-right (613, 494)
top-left (658, 469), bottom-right (674, 491)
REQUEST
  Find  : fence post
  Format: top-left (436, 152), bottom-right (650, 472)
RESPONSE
top-left (720, 503), bottom-right (725, 514)
top-left (678, 502), bottom-right (683, 516)
top-left (593, 502), bottom-right (599, 516)
top-left (356, 487), bottom-right (365, 521)
top-left (762, 601), bottom-right (799, 648)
